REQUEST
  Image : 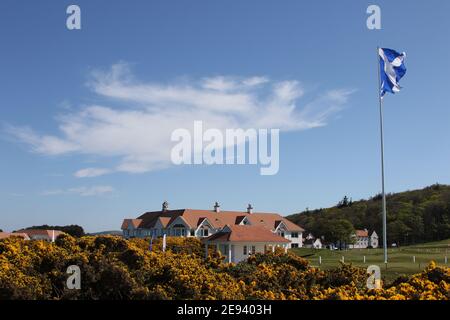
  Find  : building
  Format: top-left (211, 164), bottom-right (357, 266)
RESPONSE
top-left (303, 233), bottom-right (323, 249)
top-left (121, 202), bottom-right (304, 249)
top-left (0, 232), bottom-right (30, 240)
top-left (369, 231), bottom-right (379, 248)
top-left (16, 229), bottom-right (64, 242)
top-left (349, 229), bottom-right (379, 249)
top-left (203, 225), bottom-right (291, 263)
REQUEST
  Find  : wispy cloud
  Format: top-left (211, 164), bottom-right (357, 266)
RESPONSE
top-left (41, 186), bottom-right (114, 197)
top-left (7, 62), bottom-right (354, 176)
top-left (74, 168), bottom-right (111, 178)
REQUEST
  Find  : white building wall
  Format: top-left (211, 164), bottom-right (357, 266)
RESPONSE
top-left (284, 231), bottom-right (302, 248)
top-left (213, 243), bottom-right (288, 263)
top-left (29, 235), bottom-right (51, 241)
top-left (230, 243), bottom-right (267, 263)
top-left (350, 236), bottom-right (369, 249)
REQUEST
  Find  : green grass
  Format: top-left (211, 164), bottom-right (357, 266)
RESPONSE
top-left (290, 239), bottom-right (450, 282)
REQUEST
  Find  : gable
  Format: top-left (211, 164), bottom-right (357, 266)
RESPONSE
top-left (167, 216), bottom-right (190, 229)
top-left (196, 217), bottom-right (214, 231)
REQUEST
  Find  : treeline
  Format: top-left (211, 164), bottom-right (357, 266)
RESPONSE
top-left (0, 236), bottom-right (448, 300)
top-left (287, 184), bottom-right (450, 246)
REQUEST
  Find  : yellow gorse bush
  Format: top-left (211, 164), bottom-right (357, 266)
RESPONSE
top-left (0, 235), bottom-right (448, 300)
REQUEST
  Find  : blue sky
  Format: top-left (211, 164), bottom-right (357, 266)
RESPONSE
top-left (1, 0), bottom-right (450, 232)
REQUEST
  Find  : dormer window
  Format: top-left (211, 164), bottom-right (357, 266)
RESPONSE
top-left (200, 228), bottom-right (209, 237)
top-left (238, 216), bottom-right (250, 225)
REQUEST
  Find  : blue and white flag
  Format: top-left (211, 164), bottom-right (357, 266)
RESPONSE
top-left (379, 48), bottom-right (407, 97)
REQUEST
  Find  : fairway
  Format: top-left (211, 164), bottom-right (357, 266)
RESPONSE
top-left (291, 239), bottom-right (450, 282)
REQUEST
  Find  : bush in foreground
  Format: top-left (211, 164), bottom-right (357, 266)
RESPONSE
top-left (0, 235), bottom-right (448, 300)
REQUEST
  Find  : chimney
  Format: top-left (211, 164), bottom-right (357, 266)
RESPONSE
top-left (213, 202), bottom-right (220, 213)
top-left (247, 203), bottom-right (253, 214)
top-left (162, 201), bottom-right (169, 212)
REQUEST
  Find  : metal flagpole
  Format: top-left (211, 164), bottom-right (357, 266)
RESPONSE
top-left (377, 47), bottom-right (388, 264)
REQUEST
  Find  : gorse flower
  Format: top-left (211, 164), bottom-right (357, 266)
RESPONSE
top-left (0, 235), bottom-right (448, 300)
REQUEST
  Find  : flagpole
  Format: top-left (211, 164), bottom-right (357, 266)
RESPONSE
top-left (377, 47), bottom-right (388, 264)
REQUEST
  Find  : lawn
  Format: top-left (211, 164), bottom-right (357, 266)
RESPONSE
top-left (290, 239), bottom-right (450, 282)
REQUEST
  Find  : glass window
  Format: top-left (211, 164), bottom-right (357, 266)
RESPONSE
top-left (291, 232), bottom-right (298, 238)
top-left (243, 245), bottom-right (247, 255)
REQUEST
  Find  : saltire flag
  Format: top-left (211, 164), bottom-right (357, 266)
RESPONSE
top-left (379, 48), bottom-right (407, 97)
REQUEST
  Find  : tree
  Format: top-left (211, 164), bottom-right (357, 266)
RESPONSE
top-left (337, 196), bottom-right (350, 208)
top-left (320, 219), bottom-right (355, 249)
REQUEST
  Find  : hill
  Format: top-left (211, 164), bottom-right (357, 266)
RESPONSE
top-left (286, 184), bottom-right (450, 246)
top-left (88, 230), bottom-right (123, 236)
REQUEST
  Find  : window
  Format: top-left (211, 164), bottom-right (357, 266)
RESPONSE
top-left (291, 232), bottom-right (298, 238)
top-left (173, 228), bottom-right (186, 236)
top-left (190, 230), bottom-right (195, 236)
top-left (291, 244), bottom-right (299, 248)
top-left (278, 232), bottom-right (285, 237)
top-left (243, 245), bottom-right (247, 255)
top-left (251, 246), bottom-right (256, 254)
top-left (199, 228), bottom-right (209, 237)
top-left (172, 224), bottom-right (186, 237)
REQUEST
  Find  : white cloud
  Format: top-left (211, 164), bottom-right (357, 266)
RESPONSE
top-left (74, 167), bottom-right (111, 178)
top-left (8, 63), bottom-right (354, 176)
top-left (201, 75), bottom-right (269, 91)
top-left (41, 186), bottom-right (114, 197)
top-left (5, 125), bottom-right (79, 155)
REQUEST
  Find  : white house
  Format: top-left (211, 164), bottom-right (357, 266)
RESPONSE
top-left (15, 229), bottom-right (64, 242)
top-left (370, 231), bottom-right (379, 248)
top-left (121, 202), bottom-right (304, 249)
top-left (304, 238), bottom-right (323, 249)
top-left (349, 229), bottom-right (379, 249)
top-left (0, 232), bottom-right (30, 241)
top-left (303, 233), bottom-right (323, 249)
top-left (203, 224), bottom-right (291, 263)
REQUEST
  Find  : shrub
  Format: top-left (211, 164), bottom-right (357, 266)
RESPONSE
top-left (0, 236), bottom-right (448, 300)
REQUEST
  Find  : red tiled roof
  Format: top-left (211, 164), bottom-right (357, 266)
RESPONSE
top-left (16, 229), bottom-right (64, 238)
top-left (355, 229), bottom-right (369, 237)
top-left (0, 232), bottom-right (30, 240)
top-left (122, 208), bottom-right (304, 232)
top-left (121, 219), bottom-right (143, 229)
top-left (203, 225), bottom-right (290, 243)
